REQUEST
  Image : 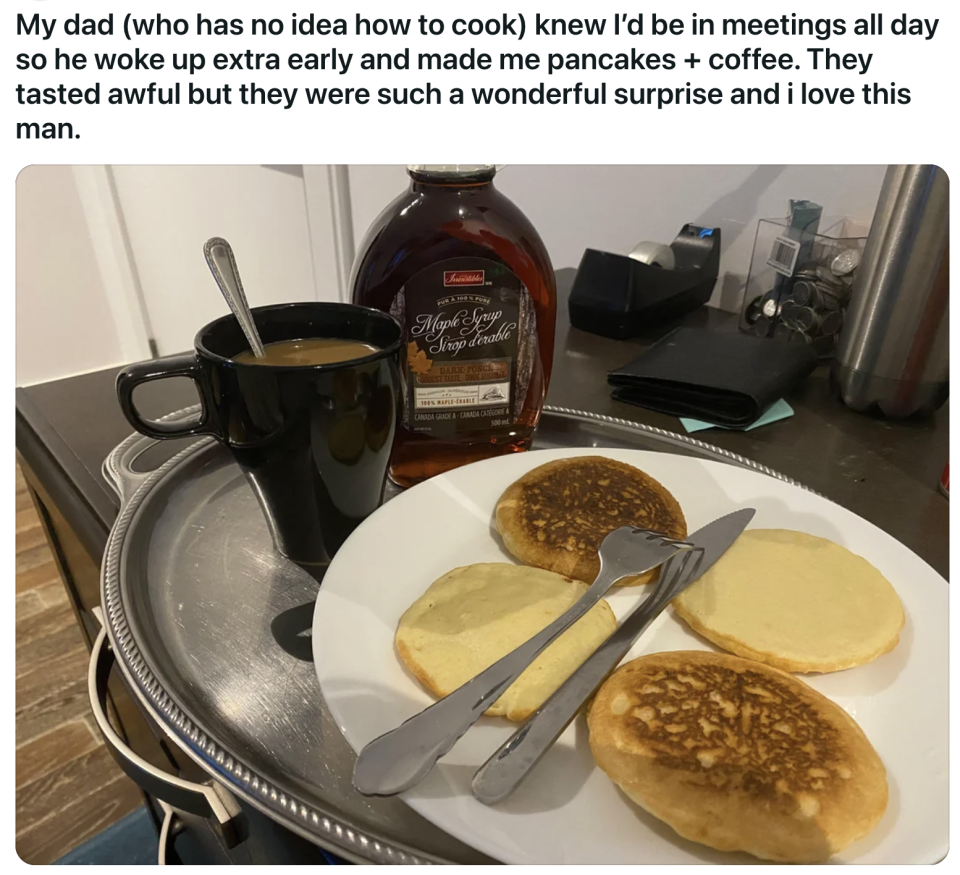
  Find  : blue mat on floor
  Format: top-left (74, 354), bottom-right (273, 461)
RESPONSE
top-left (54, 806), bottom-right (157, 865)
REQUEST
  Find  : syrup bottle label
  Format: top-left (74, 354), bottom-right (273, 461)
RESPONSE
top-left (389, 257), bottom-right (536, 438)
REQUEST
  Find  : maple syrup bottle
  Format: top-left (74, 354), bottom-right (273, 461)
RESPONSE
top-left (351, 165), bottom-right (557, 487)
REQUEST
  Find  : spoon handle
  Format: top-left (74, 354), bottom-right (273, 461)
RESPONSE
top-left (203, 237), bottom-right (266, 358)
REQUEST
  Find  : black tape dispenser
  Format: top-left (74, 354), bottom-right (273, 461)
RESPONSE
top-left (568, 224), bottom-right (721, 340)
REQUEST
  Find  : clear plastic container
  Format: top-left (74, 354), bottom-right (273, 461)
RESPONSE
top-left (740, 217), bottom-right (868, 359)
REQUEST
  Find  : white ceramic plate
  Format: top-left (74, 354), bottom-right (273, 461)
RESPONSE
top-left (313, 448), bottom-right (948, 864)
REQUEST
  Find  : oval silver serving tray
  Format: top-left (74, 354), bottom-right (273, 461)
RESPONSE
top-left (100, 405), bottom-right (806, 864)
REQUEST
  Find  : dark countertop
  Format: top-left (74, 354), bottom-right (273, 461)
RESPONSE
top-left (16, 268), bottom-right (948, 578)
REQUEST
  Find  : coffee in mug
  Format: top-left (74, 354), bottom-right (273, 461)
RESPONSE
top-left (233, 338), bottom-right (380, 367)
top-left (117, 303), bottom-right (402, 566)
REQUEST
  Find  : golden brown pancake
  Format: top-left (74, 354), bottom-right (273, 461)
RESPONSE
top-left (588, 651), bottom-right (888, 863)
top-left (495, 456), bottom-right (687, 586)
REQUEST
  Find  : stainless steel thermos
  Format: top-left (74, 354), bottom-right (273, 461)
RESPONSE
top-left (832, 165), bottom-right (949, 417)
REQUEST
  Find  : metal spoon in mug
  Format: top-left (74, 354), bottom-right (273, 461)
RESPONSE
top-left (203, 237), bottom-right (266, 358)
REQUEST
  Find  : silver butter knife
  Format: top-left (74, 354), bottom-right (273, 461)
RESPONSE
top-left (352, 525), bottom-right (693, 797)
top-left (471, 507), bottom-right (755, 805)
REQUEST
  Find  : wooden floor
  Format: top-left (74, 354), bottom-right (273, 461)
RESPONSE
top-left (15, 464), bottom-right (143, 864)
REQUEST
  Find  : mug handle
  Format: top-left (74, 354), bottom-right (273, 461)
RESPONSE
top-left (117, 354), bottom-right (222, 440)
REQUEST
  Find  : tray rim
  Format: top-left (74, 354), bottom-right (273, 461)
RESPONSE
top-left (100, 404), bottom-right (813, 864)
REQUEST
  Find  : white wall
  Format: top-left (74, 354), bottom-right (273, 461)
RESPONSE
top-left (16, 166), bottom-right (126, 386)
top-left (347, 165), bottom-right (886, 310)
top-left (16, 164), bottom-right (888, 388)
top-left (111, 165), bottom-right (320, 355)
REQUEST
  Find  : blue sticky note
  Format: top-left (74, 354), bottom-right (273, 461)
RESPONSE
top-left (679, 399), bottom-right (794, 433)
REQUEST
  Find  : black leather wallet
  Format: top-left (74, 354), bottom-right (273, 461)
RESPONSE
top-left (608, 327), bottom-right (817, 427)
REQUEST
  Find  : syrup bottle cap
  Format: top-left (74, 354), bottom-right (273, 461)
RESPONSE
top-left (407, 164), bottom-right (500, 175)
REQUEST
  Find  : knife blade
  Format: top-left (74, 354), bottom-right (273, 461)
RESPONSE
top-left (471, 507), bottom-right (755, 805)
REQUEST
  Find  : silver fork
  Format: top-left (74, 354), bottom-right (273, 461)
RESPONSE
top-left (471, 546), bottom-right (705, 804)
top-left (352, 526), bottom-right (693, 797)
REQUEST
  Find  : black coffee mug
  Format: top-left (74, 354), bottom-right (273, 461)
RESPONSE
top-left (117, 302), bottom-right (403, 565)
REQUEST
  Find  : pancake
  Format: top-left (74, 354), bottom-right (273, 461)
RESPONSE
top-left (672, 529), bottom-right (904, 673)
top-left (495, 456), bottom-right (687, 586)
top-left (395, 563), bottom-right (616, 722)
top-left (588, 651), bottom-right (888, 863)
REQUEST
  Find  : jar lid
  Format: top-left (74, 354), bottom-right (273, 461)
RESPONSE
top-left (407, 164), bottom-right (499, 174)
top-left (406, 165), bottom-right (508, 181)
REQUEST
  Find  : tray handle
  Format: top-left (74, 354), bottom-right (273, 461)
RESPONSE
top-left (88, 612), bottom-right (241, 848)
top-left (103, 405), bottom-right (211, 504)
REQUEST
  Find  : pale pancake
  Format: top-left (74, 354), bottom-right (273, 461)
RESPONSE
top-left (673, 529), bottom-right (904, 673)
top-left (396, 563), bottom-right (616, 722)
top-left (588, 651), bottom-right (889, 863)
